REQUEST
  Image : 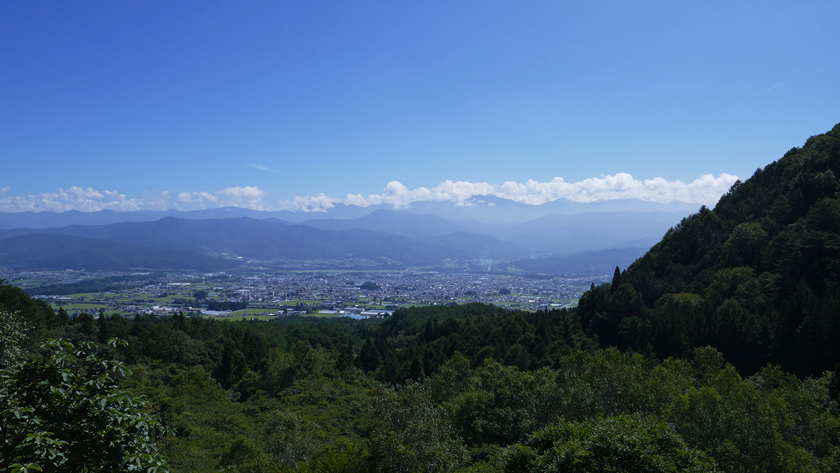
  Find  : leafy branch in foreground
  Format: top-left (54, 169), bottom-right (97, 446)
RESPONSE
top-left (0, 309), bottom-right (30, 369)
top-left (0, 338), bottom-right (169, 473)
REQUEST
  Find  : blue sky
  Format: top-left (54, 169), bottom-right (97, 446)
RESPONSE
top-left (1, 1), bottom-right (838, 212)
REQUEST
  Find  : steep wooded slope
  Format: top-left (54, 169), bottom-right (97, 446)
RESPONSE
top-left (578, 123), bottom-right (840, 376)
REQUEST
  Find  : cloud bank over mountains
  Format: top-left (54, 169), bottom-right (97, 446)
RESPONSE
top-left (0, 173), bottom-right (738, 213)
top-left (281, 173), bottom-right (739, 211)
top-left (0, 186), bottom-right (172, 213)
top-left (178, 186), bottom-right (267, 210)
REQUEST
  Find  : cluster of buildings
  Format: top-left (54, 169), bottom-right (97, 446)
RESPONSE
top-left (13, 269), bottom-right (610, 319)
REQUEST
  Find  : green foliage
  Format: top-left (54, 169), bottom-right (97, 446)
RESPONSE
top-left (370, 303), bottom-right (594, 382)
top-left (217, 435), bottom-right (275, 473)
top-left (446, 361), bottom-right (558, 447)
top-left (0, 310), bottom-right (30, 369)
top-left (369, 381), bottom-right (468, 473)
top-left (0, 281), bottom-right (62, 337)
top-left (0, 339), bottom-right (169, 472)
top-left (127, 364), bottom-right (246, 472)
top-left (574, 124), bottom-right (840, 376)
top-left (502, 415), bottom-right (720, 473)
top-left (368, 347), bottom-right (840, 473)
top-left (7, 273), bottom-right (840, 473)
top-left (262, 411), bottom-right (316, 469)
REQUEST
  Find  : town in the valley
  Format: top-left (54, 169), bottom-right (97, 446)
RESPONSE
top-left (2, 268), bottom-right (608, 320)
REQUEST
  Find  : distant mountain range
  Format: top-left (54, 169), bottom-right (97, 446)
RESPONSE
top-left (0, 217), bottom-right (522, 270)
top-left (0, 198), bottom-right (700, 229)
top-left (509, 247), bottom-right (650, 275)
top-left (300, 208), bottom-right (685, 255)
top-left (0, 233), bottom-right (237, 271)
top-left (0, 199), bottom-right (697, 273)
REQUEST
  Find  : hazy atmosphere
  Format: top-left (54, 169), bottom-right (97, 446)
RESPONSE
top-left (2, 1), bottom-right (838, 213)
top-left (4, 3), bottom-right (840, 473)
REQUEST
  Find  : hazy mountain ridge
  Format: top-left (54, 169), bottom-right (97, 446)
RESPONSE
top-left (509, 247), bottom-right (650, 275)
top-left (487, 211), bottom-right (687, 255)
top-left (0, 233), bottom-right (237, 271)
top-left (0, 198), bottom-right (699, 229)
top-left (301, 208), bottom-right (689, 256)
top-left (0, 202), bottom-right (694, 272)
top-left (0, 217), bottom-right (524, 269)
top-left (302, 210), bottom-right (466, 238)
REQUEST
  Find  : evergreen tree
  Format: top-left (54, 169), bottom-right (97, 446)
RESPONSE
top-left (174, 311), bottom-right (187, 332)
top-left (610, 265), bottom-right (622, 293)
top-left (130, 314), bottom-right (146, 337)
top-left (358, 338), bottom-right (381, 373)
top-left (97, 311), bottom-right (109, 343)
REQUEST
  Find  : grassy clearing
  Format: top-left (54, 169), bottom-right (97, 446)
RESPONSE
top-left (229, 309), bottom-right (279, 316)
top-left (61, 293), bottom-right (102, 299)
top-left (217, 315), bottom-right (277, 322)
top-left (304, 313), bottom-right (341, 318)
top-left (11, 279), bottom-right (50, 288)
top-left (50, 303), bottom-right (114, 312)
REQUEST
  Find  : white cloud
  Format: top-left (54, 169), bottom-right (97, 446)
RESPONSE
top-left (337, 173), bottom-right (738, 209)
top-left (178, 191), bottom-right (218, 204)
top-left (177, 186), bottom-right (269, 210)
top-left (249, 163), bottom-right (277, 173)
top-left (178, 186), bottom-right (268, 210)
top-left (0, 173), bottom-right (738, 214)
top-left (344, 180), bottom-right (498, 208)
top-left (216, 186), bottom-right (267, 209)
top-left (0, 186), bottom-right (172, 213)
top-left (487, 173), bottom-right (738, 205)
top-left (0, 185), bottom-right (272, 213)
top-left (279, 193), bottom-right (342, 212)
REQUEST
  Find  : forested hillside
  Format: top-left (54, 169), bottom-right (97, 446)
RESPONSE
top-left (578, 122), bottom-right (840, 376)
top-left (4, 280), bottom-right (840, 472)
top-left (4, 124), bottom-right (840, 472)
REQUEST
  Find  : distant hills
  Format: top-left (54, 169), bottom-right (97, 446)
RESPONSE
top-left (0, 217), bottom-right (523, 270)
top-left (509, 247), bottom-right (650, 275)
top-left (0, 198), bottom-right (698, 273)
top-left (302, 208), bottom-right (687, 256)
top-left (486, 211), bottom-right (682, 254)
top-left (301, 210), bottom-right (465, 238)
top-left (0, 233), bottom-right (236, 271)
top-left (0, 198), bottom-right (699, 229)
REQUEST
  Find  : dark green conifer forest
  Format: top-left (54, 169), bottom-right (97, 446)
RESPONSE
top-left (3, 123), bottom-right (840, 472)
top-left (579, 122), bottom-right (840, 377)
